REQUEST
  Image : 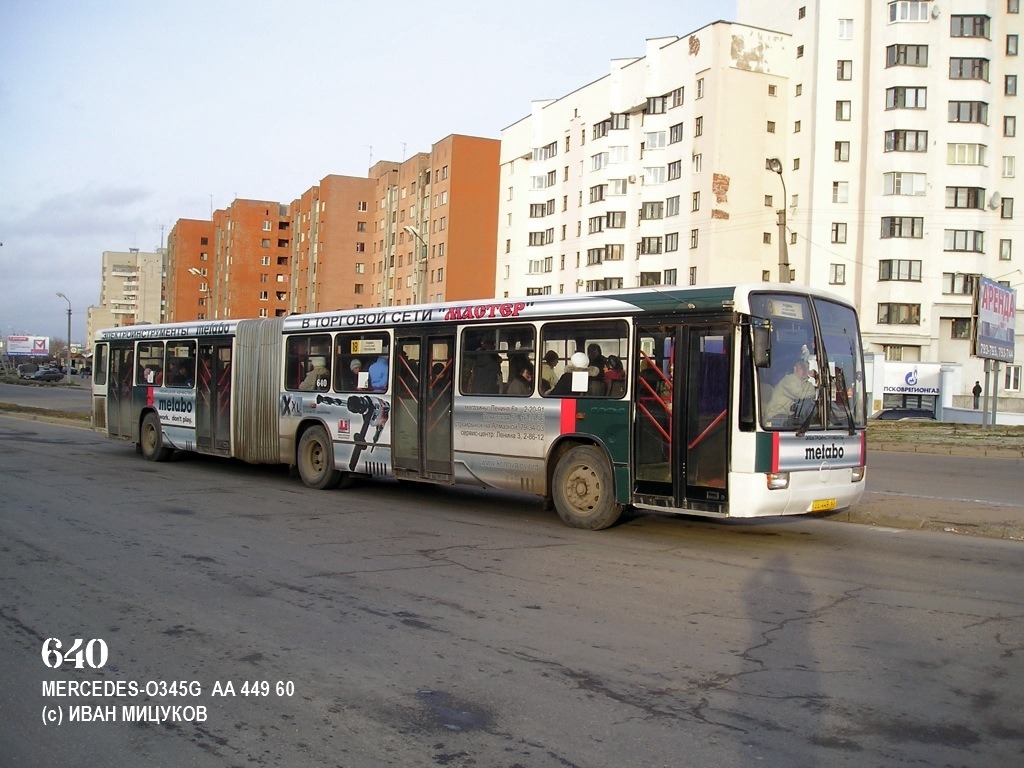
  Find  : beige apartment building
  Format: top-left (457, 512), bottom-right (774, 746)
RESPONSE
top-left (86, 248), bottom-right (164, 343)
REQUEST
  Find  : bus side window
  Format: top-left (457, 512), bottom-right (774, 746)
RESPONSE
top-left (285, 334), bottom-right (332, 392)
top-left (540, 320), bottom-right (629, 398)
top-left (167, 341), bottom-right (197, 388)
top-left (334, 332), bottom-right (388, 392)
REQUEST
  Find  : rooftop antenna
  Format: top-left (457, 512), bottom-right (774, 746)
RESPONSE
top-left (366, 145), bottom-right (373, 169)
top-left (401, 142), bottom-right (407, 160)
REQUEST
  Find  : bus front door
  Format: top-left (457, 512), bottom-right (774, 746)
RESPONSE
top-left (634, 323), bottom-right (731, 510)
top-left (196, 340), bottom-right (232, 455)
top-left (392, 333), bottom-right (454, 482)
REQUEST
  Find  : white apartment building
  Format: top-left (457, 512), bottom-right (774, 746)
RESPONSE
top-left (86, 248), bottom-right (165, 345)
top-left (497, 23), bottom-right (792, 298)
top-left (737, 0), bottom-right (1023, 407)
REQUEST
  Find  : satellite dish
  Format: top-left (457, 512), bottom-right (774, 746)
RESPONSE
top-left (989, 192), bottom-right (1002, 210)
top-left (931, 5), bottom-right (941, 18)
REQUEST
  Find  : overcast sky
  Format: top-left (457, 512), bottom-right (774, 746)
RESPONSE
top-left (0, 0), bottom-right (735, 343)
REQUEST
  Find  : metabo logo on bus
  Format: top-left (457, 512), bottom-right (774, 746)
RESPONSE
top-left (805, 443), bottom-right (844, 461)
top-left (157, 396), bottom-right (193, 414)
top-left (443, 302), bottom-right (527, 321)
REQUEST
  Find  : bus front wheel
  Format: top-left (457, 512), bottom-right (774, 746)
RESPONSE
top-left (297, 425), bottom-right (342, 490)
top-left (551, 445), bottom-right (622, 530)
top-left (140, 412), bottom-right (173, 462)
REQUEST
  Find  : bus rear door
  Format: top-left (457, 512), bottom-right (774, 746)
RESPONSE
top-left (107, 343), bottom-right (135, 439)
top-left (196, 340), bottom-right (232, 455)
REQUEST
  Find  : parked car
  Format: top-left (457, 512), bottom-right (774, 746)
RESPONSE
top-left (17, 363), bottom-right (39, 378)
top-left (29, 368), bottom-right (66, 382)
top-left (870, 408), bottom-right (936, 421)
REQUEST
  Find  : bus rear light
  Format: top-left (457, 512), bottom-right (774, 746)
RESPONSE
top-left (766, 472), bottom-right (790, 490)
top-left (851, 466), bottom-right (866, 482)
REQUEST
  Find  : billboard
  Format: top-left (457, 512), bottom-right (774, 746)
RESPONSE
top-left (6, 336), bottom-right (50, 357)
top-left (882, 362), bottom-right (941, 395)
top-left (972, 277), bottom-right (1017, 363)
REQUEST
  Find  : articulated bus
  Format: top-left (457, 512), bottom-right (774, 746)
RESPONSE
top-left (92, 284), bottom-right (867, 529)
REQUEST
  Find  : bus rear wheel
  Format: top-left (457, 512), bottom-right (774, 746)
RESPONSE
top-left (140, 412), bottom-right (173, 462)
top-left (552, 445), bottom-right (622, 530)
top-left (297, 425), bottom-right (342, 490)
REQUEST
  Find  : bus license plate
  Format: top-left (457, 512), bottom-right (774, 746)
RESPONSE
top-left (811, 498), bottom-right (837, 513)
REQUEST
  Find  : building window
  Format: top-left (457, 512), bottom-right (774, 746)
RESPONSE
top-left (606, 244), bottom-right (625, 261)
top-left (694, 116), bottom-right (704, 137)
top-left (667, 160), bottom-right (682, 180)
top-left (1007, 75), bottom-right (1018, 96)
top-left (839, 18), bottom-right (853, 38)
top-left (793, 121), bottom-right (801, 133)
top-left (1002, 197), bottom-right (1015, 219)
top-left (877, 303), bottom-right (921, 325)
top-left (689, 266), bottom-right (697, 285)
top-left (797, 45), bottom-right (804, 58)
top-left (885, 129), bottom-right (929, 151)
top-left (831, 222), bottom-right (848, 243)
top-left (884, 171), bottom-right (927, 195)
top-left (948, 101), bottom-right (989, 124)
top-left (1012, 1), bottom-right (1021, 15)
top-left (664, 268), bottom-right (678, 285)
top-left (950, 15), bottom-right (991, 39)
top-left (639, 237), bottom-right (663, 254)
top-left (947, 143), bottom-right (987, 165)
top-left (886, 43), bottom-right (929, 67)
top-left (667, 196), bottom-right (680, 217)
top-left (665, 233), bottom-right (679, 252)
top-left (644, 167), bottom-right (666, 185)
top-left (1000, 238), bottom-right (1013, 260)
top-left (886, 86), bottom-right (927, 109)
top-left (690, 230), bottom-right (699, 249)
top-left (1005, 116), bottom-right (1017, 137)
top-left (836, 100), bottom-right (852, 120)
top-left (835, 141), bottom-right (850, 161)
top-left (640, 202), bottom-right (664, 220)
top-left (944, 229), bottom-right (985, 252)
top-left (837, 60), bottom-right (853, 80)
top-left (692, 153), bottom-right (702, 173)
top-left (589, 185), bottom-right (606, 204)
top-left (763, 232), bottom-right (772, 245)
top-left (949, 57), bottom-right (990, 81)
top-left (606, 211), bottom-right (627, 228)
top-left (691, 192), bottom-right (700, 212)
top-left (943, 272), bottom-right (977, 294)
top-left (830, 264), bottom-right (846, 284)
top-left (951, 318), bottom-right (973, 339)
top-left (888, 2), bottom-right (931, 23)
top-left (945, 187), bottom-right (985, 209)
top-left (1005, 365), bottom-right (1022, 392)
top-left (587, 248), bottom-right (605, 266)
top-left (881, 216), bottom-right (924, 238)
top-left (1009, 34), bottom-right (1019, 55)
top-left (832, 181), bottom-right (849, 203)
top-left (767, 121), bottom-right (776, 133)
top-left (879, 259), bottom-right (922, 281)
top-left (669, 122), bottom-right (684, 143)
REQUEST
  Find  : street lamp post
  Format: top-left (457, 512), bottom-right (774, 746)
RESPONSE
top-left (403, 226), bottom-right (429, 304)
top-left (767, 158), bottom-right (792, 283)
top-left (56, 292), bottom-right (72, 384)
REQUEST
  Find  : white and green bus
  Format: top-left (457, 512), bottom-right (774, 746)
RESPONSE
top-left (92, 284), bottom-right (866, 529)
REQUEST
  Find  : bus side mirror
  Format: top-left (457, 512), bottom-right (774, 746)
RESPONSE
top-left (753, 325), bottom-right (771, 368)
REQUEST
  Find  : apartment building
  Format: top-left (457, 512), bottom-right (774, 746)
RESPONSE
top-left (497, 25), bottom-right (791, 299)
top-left (165, 218), bottom-right (215, 322)
top-left (290, 174), bottom-right (376, 314)
top-left (737, 0), bottom-right (1024, 404)
top-left (86, 248), bottom-right (165, 343)
top-left (210, 199), bottom-right (292, 321)
top-left (371, 134), bottom-right (500, 306)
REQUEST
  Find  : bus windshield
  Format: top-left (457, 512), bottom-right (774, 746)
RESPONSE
top-left (751, 293), bottom-right (865, 431)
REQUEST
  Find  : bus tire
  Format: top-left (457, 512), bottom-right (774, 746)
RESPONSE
top-left (297, 425), bottom-right (342, 490)
top-left (551, 445), bottom-right (622, 530)
top-left (140, 412), bottom-right (173, 462)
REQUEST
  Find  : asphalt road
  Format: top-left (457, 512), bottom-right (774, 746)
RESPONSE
top-left (2, 417), bottom-right (1022, 767)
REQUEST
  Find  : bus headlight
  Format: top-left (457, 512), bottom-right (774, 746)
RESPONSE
top-left (851, 466), bottom-right (866, 482)
top-left (766, 472), bottom-right (790, 490)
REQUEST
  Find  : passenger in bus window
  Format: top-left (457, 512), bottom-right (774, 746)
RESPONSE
top-left (174, 360), bottom-right (195, 387)
top-left (348, 358), bottom-right (365, 390)
top-left (505, 360), bottom-right (534, 396)
top-left (472, 337), bottom-right (502, 394)
top-left (549, 352), bottom-right (597, 396)
top-left (299, 356), bottom-right (329, 391)
top-left (603, 355), bottom-right (626, 397)
top-left (540, 350), bottom-right (560, 394)
top-left (369, 354), bottom-right (389, 391)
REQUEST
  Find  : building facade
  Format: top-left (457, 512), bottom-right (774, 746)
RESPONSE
top-left (371, 134), bottom-right (500, 306)
top-left (737, 0), bottom-right (1024, 405)
top-left (166, 218), bottom-right (216, 322)
top-left (497, 25), bottom-right (791, 299)
top-left (86, 248), bottom-right (164, 343)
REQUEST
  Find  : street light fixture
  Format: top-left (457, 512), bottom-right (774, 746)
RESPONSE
top-left (403, 225), bottom-right (429, 304)
top-left (767, 158), bottom-right (792, 284)
top-left (56, 292), bottom-right (72, 384)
